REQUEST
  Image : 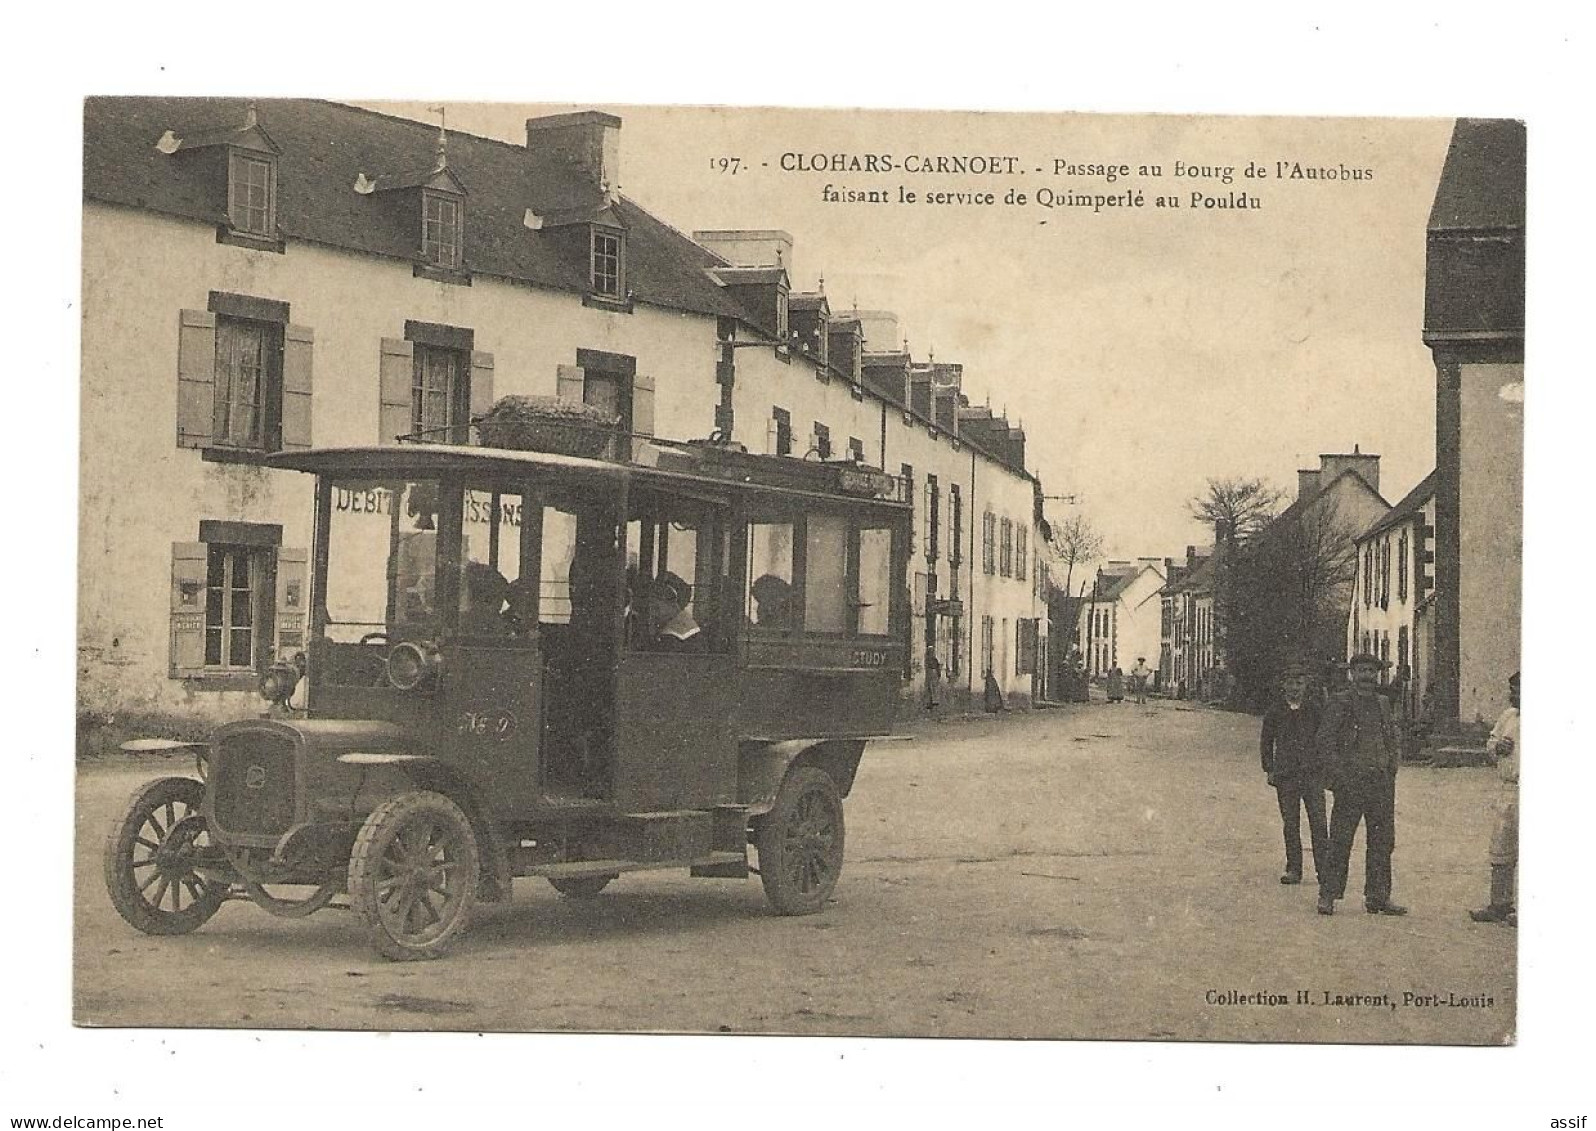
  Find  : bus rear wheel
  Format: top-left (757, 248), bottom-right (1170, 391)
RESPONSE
top-left (756, 767), bottom-right (845, 915)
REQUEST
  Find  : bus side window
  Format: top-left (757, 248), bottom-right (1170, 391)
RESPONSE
top-left (804, 515), bottom-right (848, 634)
top-left (857, 526), bottom-right (893, 636)
top-left (747, 521), bottom-right (795, 630)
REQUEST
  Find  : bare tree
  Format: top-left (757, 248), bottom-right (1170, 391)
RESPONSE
top-left (1048, 513), bottom-right (1104, 601)
top-left (1225, 498), bottom-right (1361, 709)
top-left (1189, 477), bottom-right (1287, 542)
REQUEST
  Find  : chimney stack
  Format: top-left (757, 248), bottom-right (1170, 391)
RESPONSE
top-left (1297, 469), bottom-right (1321, 500)
top-left (693, 229), bottom-right (794, 275)
top-left (1318, 446), bottom-right (1381, 494)
top-left (525, 111), bottom-right (622, 192)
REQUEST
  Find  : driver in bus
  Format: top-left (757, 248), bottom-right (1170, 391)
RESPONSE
top-left (458, 561), bottom-right (512, 636)
top-left (648, 571), bottom-right (704, 652)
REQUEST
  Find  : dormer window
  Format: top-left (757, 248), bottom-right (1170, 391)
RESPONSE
top-left (227, 151), bottom-right (275, 238)
top-left (591, 226), bottom-right (624, 297)
top-left (159, 106), bottom-right (283, 252)
top-left (423, 191), bottom-right (463, 269)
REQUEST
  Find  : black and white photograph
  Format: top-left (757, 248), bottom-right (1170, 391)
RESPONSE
top-left (73, 95), bottom-right (1521, 1044)
top-left (13, 12), bottom-right (1591, 1129)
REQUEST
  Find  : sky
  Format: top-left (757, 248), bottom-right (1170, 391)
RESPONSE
top-left (376, 101), bottom-right (1453, 565)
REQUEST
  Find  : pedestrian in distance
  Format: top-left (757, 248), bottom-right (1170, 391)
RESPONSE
top-left (1105, 663), bottom-right (1125, 703)
top-left (1129, 657), bottom-right (1153, 705)
top-left (1260, 662), bottom-right (1329, 886)
top-left (1470, 671), bottom-right (1520, 926)
top-left (1315, 652), bottom-right (1406, 916)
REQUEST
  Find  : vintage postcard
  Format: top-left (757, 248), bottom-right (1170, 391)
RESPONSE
top-left (75, 97), bottom-right (1522, 1045)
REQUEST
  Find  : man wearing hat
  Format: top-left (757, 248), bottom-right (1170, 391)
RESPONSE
top-left (1470, 671), bottom-right (1520, 925)
top-left (1260, 661), bottom-right (1328, 886)
top-left (1315, 651), bottom-right (1406, 916)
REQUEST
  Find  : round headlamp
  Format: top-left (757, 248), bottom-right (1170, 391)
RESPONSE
top-left (386, 641), bottom-right (441, 692)
top-left (258, 660), bottom-right (301, 707)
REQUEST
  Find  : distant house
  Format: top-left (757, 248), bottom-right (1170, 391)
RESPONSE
top-left (1162, 552), bottom-right (1219, 699)
top-left (1228, 449), bottom-right (1391, 705)
top-left (1347, 471), bottom-right (1437, 723)
top-left (1423, 118), bottom-right (1524, 728)
top-left (1075, 560), bottom-right (1166, 679)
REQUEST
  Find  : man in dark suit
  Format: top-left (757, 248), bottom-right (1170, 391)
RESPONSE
top-left (1260, 662), bottom-right (1327, 886)
top-left (1315, 652), bottom-right (1406, 916)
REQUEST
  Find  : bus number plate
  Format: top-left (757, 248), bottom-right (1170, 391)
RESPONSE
top-left (849, 649), bottom-right (888, 668)
top-left (457, 710), bottom-right (517, 740)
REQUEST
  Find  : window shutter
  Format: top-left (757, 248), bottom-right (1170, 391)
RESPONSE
top-left (632, 373), bottom-right (656, 439)
top-left (556, 364), bottom-right (586, 403)
top-left (274, 547), bottom-right (309, 659)
top-left (176, 310), bottom-right (217, 449)
top-left (469, 351), bottom-right (496, 422)
top-left (767, 416), bottom-right (779, 454)
top-left (378, 338), bottom-right (414, 444)
top-left (281, 324), bottom-right (314, 450)
top-left (170, 542), bottom-right (208, 675)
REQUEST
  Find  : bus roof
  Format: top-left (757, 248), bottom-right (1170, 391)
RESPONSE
top-left (265, 442), bottom-right (912, 511)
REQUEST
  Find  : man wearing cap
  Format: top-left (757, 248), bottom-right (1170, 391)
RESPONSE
top-left (1315, 652), bottom-right (1406, 916)
top-left (1260, 662), bottom-right (1328, 886)
top-left (1470, 671), bottom-right (1520, 925)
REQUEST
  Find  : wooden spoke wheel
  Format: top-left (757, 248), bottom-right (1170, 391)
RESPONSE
top-left (348, 792), bottom-right (479, 961)
top-left (548, 875), bottom-right (616, 899)
top-left (756, 767), bottom-right (846, 915)
top-left (103, 777), bottom-right (227, 936)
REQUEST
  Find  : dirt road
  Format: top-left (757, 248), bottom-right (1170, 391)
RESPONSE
top-left (74, 699), bottom-right (1514, 1041)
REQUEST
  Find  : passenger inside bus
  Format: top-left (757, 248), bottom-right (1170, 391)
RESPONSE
top-left (750, 573), bottom-right (795, 629)
top-left (648, 572), bottom-right (704, 652)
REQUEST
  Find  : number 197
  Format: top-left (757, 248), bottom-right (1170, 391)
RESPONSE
top-left (711, 157), bottom-right (742, 175)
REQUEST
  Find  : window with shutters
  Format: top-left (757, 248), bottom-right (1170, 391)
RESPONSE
top-left (1380, 537), bottom-right (1391, 609)
top-left (557, 351), bottom-right (651, 460)
top-left (591, 226), bottom-right (625, 298)
top-left (949, 485), bottom-right (963, 566)
top-left (205, 544), bottom-right (265, 670)
top-left (422, 191), bottom-right (463, 269)
top-left (213, 316), bottom-right (279, 449)
top-left (848, 436), bottom-right (865, 463)
top-left (812, 422), bottom-right (832, 459)
top-left (1397, 529), bottom-right (1409, 602)
top-left (170, 527), bottom-right (305, 684)
top-left (771, 407), bottom-right (793, 456)
top-left (379, 328), bottom-right (492, 446)
top-left (176, 298), bottom-right (311, 455)
top-left (228, 151), bottom-right (275, 239)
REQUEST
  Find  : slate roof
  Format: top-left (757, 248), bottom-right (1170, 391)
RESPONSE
top-left (1428, 118), bottom-right (1526, 232)
top-left (1166, 555), bottom-right (1216, 595)
top-left (1357, 470), bottom-right (1436, 543)
top-left (1254, 467), bottom-right (1389, 548)
top-left (82, 97), bottom-right (742, 320)
top-left (1093, 565), bottom-right (1150, 603)
top-left (83, 97), bottom-right (1042, 484)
